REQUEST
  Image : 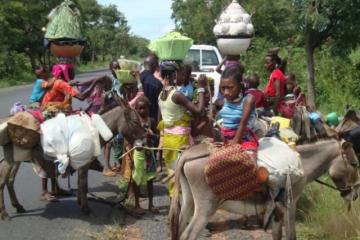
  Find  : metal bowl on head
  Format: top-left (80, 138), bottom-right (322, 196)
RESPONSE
top-left (216, 37), bottom-right (251, 55)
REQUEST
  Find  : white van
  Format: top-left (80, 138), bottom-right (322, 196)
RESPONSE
top-left (184, 45), bottom-right (223, 101)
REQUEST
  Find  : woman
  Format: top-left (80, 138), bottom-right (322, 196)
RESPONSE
top-left (158, 61), bottom-right (207, 197)
top-left (218, 66), bottom-right (257, 157)
top-left (263, 48), bottom-right (287, 116)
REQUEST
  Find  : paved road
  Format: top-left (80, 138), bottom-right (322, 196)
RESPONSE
top-left (0, 71), bottom-right (272, 240)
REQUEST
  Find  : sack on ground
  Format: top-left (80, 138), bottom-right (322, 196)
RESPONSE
top-left (205, 144), bottom-right (258, 200)
top-left (7, 111), bottom-right (40, 148)
top-left (257, 137), bottom-right (303, 193)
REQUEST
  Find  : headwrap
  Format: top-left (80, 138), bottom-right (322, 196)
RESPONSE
top-left (224, 60), bottom-right (240, 68)
top-left (52, 63), bottom-right (74, 82)
top-left (160, 61), bottom-right (180, 72)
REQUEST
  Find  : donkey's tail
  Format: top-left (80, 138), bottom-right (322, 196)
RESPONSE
top-left (284, 171), bottom-right (294, 240)
top-left (169, 150), bottom-right (188, 240)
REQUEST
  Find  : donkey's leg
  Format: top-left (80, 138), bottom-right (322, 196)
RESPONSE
top-left (0, 158), bottom-right (13, 220)
top-left (180, 158), bottom-right (217, 240)
top-left (78, 164), bottom-right (90, 214)
top-left (179, 170), bottom-right (194, 235)
top-left (271, 202), bottom-right (284, 240)
top-left (6, 162), bottom-right (25, 213)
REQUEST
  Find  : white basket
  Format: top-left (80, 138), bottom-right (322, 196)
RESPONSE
top-left (216, 38), bottom-right (251, 55)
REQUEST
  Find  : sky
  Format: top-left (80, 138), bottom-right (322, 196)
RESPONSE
top-left (98, 0), bottom-right (175, 40)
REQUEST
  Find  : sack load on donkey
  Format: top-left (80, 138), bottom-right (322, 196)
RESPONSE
top-left (41, 112), bottom-right (113, 174)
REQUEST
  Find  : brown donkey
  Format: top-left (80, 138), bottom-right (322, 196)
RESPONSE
top-left (169, 138), bottom-right (360, 240)
top-left (0, 105), bottom-right (145, 220)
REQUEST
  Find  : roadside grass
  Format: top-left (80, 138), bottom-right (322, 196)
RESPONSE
top-left (0, 71), bottom-right (33, 88)
top-left (86, 224), bottom-right (127, 240)
top-left (297, 180), bottom-right (360, 240)
top-left (76, 60), bottom-right (109, 73)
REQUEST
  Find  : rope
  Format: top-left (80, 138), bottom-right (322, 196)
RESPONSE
top-left (116, 146), bottom-right (185, 160)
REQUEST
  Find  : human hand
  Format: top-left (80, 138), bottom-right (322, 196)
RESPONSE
top-left (197, 74), bottom-right (208, 88)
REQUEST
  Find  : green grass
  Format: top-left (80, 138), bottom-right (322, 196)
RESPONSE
top-left (0, 71), bottom-right (33, 88)
top-left (297, 180), bottom-right (360, 240)
top-left (76, 60), bottom-right (109, 73)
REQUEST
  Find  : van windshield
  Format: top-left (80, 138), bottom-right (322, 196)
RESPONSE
top-left (202, 50), bottom-right (219, 66)
top-left (185, 49), bottom-right (201, 71)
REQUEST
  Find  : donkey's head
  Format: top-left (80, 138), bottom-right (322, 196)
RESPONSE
top-left (113, 94), bottom-right (146, 145)
top-left (329, 141), bottom-right (360, 201)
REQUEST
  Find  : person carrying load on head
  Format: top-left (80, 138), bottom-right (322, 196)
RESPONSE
top-left (263, 48), bottom-right (287, 117)
top-left (41, 64), bottom-right (105, 114)
top-left (157, 61), bottom-right (207, 197)
top-left (218, 66), bottom-right (258, 159)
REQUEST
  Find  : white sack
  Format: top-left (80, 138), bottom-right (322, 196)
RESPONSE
top-left (257, 137), bottom-right (304, 192)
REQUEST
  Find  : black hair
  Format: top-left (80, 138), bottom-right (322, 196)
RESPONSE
top-left (267, 51), bottom-right (287, 73)
top-left (183, 64), bottom-right (192, 79)
top-left (135, 95), bottom-right (151, 109)
top-left (248, 73), bottom-right (260, 88)
top-left (221, 65), bottom-right (244, 84)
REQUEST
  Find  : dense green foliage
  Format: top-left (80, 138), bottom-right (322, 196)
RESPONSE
top-left (172, 0), bottom-right (360, 113)
top-left (0, 0), bottom-right (149, 87)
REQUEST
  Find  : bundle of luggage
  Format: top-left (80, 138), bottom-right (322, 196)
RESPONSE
top-left (205, 137), bottom-right (304, 200)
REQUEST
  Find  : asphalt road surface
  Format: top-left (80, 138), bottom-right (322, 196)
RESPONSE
top-left (0, 70), bottom-right (272, 240)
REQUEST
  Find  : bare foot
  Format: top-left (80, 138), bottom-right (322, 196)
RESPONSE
top-left (103, 170), bottom-right (116, 177)
top-left (40, 192), bottom-right (58, 202)
top-left (149, 206), bottom-right (160, 214)
top-left (132, 207), bottom-right (146, 215)
top-left (52, 188), bottom-right (72, 197)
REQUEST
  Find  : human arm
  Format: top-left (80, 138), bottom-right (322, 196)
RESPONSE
top-left (228, 94), bottom-right (256, 144)
top-left (172, 74), bottom-right (207, 116)
top-left (215, 56), bottom-right (227, 74)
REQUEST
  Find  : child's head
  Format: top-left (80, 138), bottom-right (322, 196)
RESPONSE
top-left (220, 65), bottom-right (244, 101)
top-left (248, 73), bottom-right (260, 89)
top-left (286, 73), bottom-right (296, 92)
top-left (109, 60), bottom-right (120, 77)
top-left (176, 64), bottom-right (192, 86)
top-left (35, 66), bottom-right (48, 80)
top-left (135, 95), bottom-right (150, 119)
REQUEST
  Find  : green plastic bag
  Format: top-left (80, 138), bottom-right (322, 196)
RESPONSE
top-left (45, 0), bottom-right (83, 40)
top-left (115, 70), bottom-right (136, 84)
top-left (148, 32), bottom-right (193, 61)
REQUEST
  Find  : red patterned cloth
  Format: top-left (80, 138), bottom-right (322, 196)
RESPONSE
top-left (205, 144), bottom-right (259, 200)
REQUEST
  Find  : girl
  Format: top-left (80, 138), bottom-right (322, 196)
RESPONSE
top-left (158, 61), bottom-right (207, 197)
top-left (131, 96), bottom-right (159, 214)
top-left (218, 66), bottom-right (257, 158)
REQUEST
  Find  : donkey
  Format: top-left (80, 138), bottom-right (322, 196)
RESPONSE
top-left (169, 138), bottom-right (360, 240)
top-left (0, 103), bottom-right (145, 220)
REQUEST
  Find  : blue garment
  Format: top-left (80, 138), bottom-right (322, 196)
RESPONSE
top-left (29, 79), bottom-right (45, 103)
top-left (140, 70), bottom-right (163, 121)
top-left (219, 95), bottom-right (255, 130)
top-left (177, 82), bottom-right (194, 101)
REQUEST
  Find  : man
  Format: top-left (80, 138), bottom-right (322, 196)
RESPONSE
top-left (140, 56), bottom-right (163, 122)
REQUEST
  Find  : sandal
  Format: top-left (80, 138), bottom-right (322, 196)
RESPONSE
top-left (52, 188), bottom-right (73, 197)
top-left (40, 192), bottom-right (58, 202)
top-left (103, 170), bottom-right (116, 177)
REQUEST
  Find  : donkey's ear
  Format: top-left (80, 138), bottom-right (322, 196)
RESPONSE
top-left (113, 93), bottom-right (129, 108)
top-left (341, 140), bottom-right (353, 150)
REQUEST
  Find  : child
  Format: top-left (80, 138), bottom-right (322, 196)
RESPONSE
top-left (244, 73), bottom-right (266, 109)
top-left (177, 64), bottom-right (194, 101)
top-left (131, 96), bottom-right (159, 214)
top-left (29, 67), bottom-right (53, 108)
top-left (286, 73), bottom-right (306, 107)
top-left (218, 66), bottom-right (257, 158)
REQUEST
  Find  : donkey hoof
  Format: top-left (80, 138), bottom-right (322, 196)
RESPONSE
top-left (1, 212), bottom-right (11, 221)
top-left (16, 205), bottom-right (26, 213)
top-left (81, 206), bottom-right (92, 216)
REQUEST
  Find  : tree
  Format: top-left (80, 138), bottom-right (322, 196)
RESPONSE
top-left (292, 0), bottom-right (360, 108)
